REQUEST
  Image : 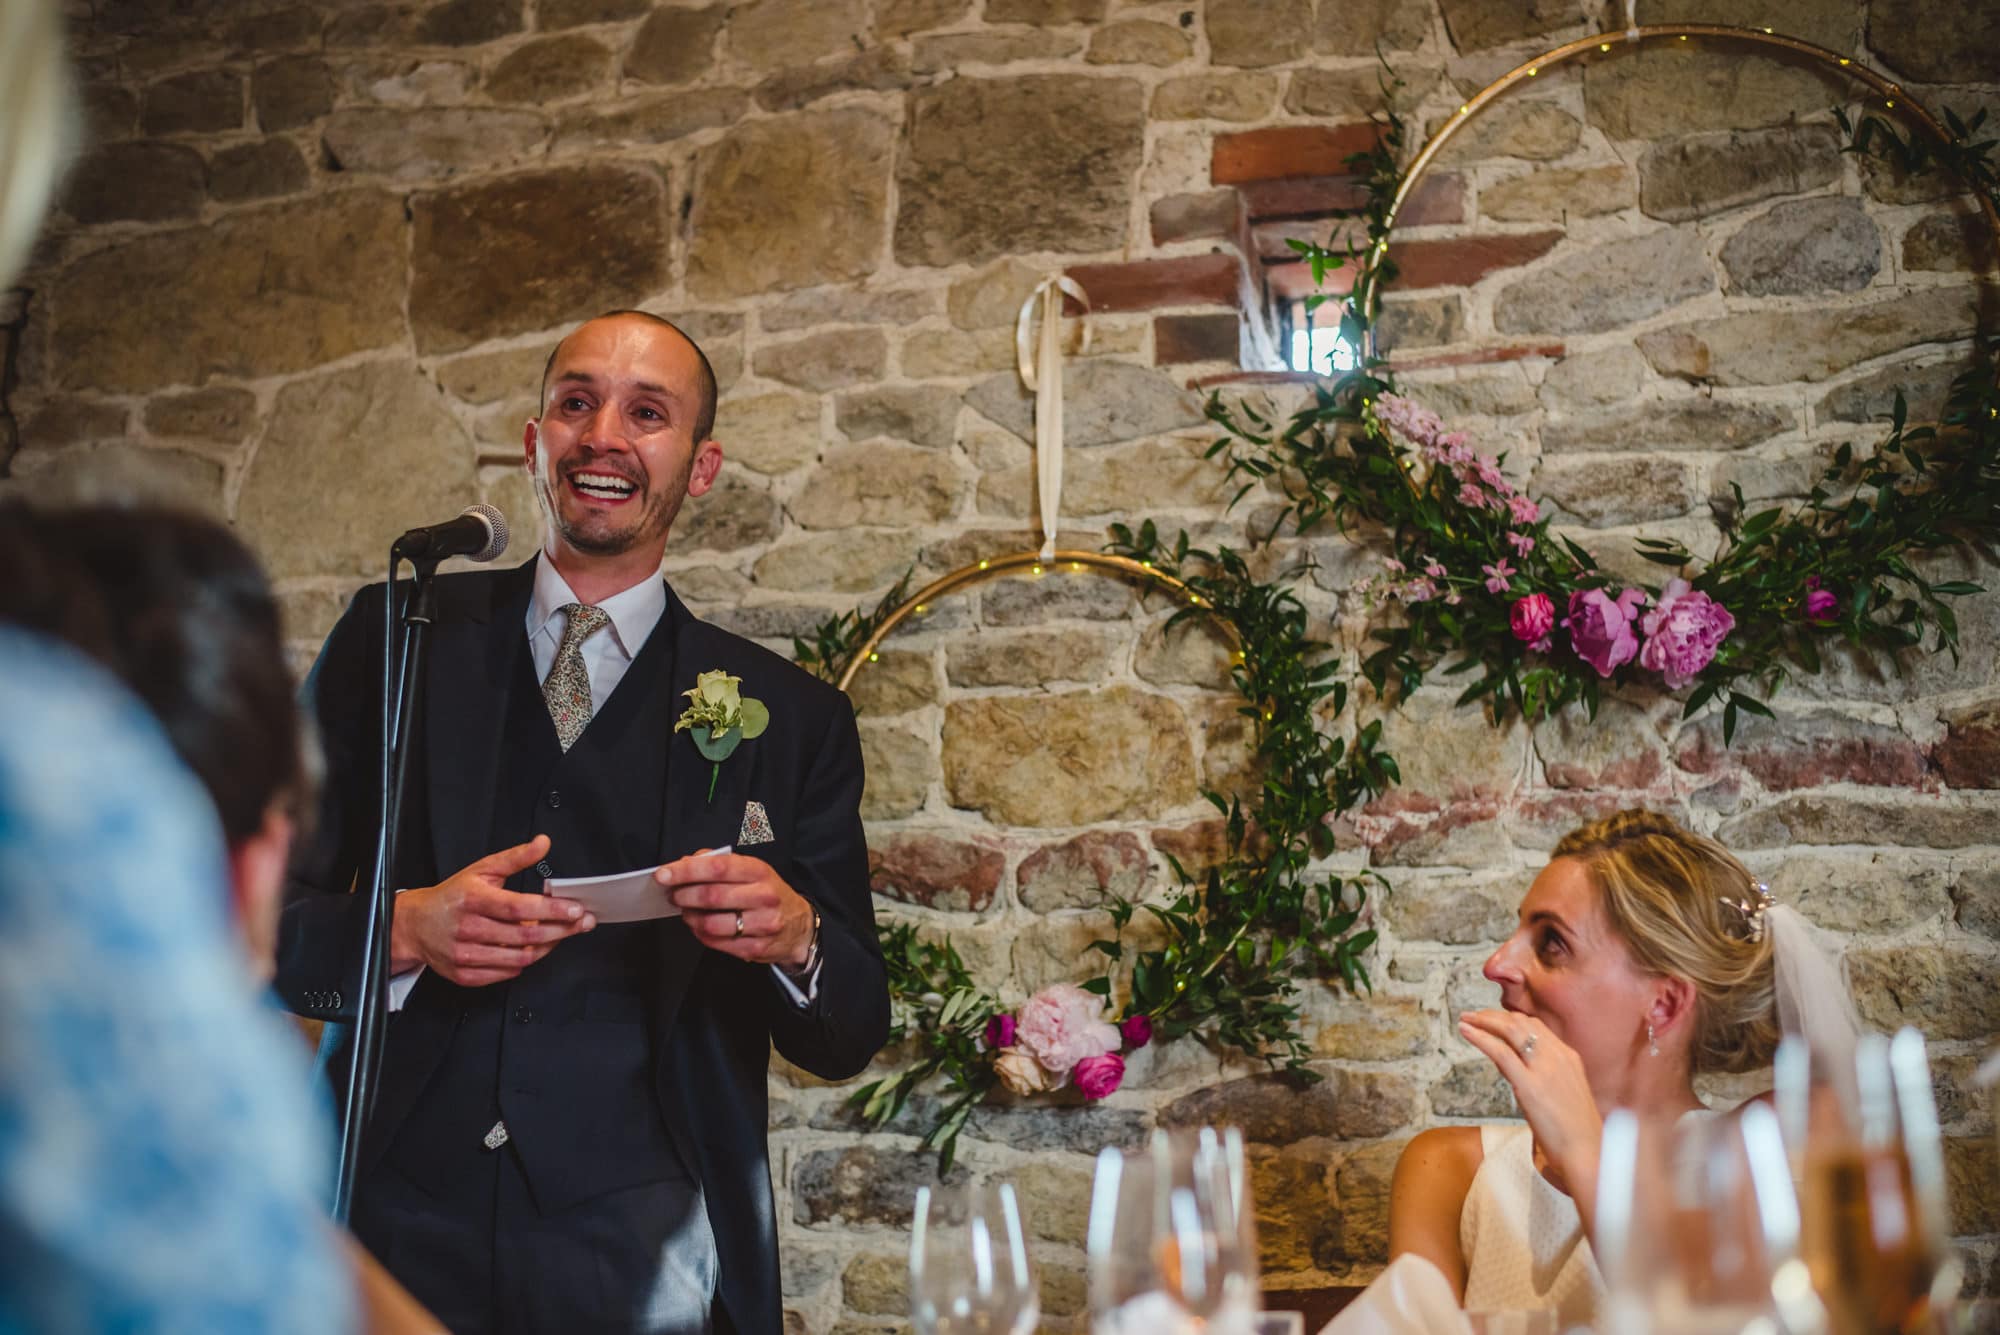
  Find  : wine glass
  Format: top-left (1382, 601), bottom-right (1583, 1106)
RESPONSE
top-left (909, 1181), bottom-right (1039, 1335)
top-left (1087, 1127), bottom-right (1259, 1335)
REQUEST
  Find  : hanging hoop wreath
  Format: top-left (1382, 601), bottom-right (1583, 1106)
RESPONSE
top-left (798, 25), bottom-right (2000, 1169)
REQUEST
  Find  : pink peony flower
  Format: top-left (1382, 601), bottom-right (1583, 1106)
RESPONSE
top-left (1804, 576), bottom-right (1838, 623)
top-left (1564, 587), bottom-right (1647, 678)
top-left (1073, 1052), bottom-right (1126, 1101)
top-left (984, 1013), bottom-right (1017, 1049)
top-left (994, 1048), bottom-right (1053, 1096)
top-left (1637, 579), bottom-right (1735, 689)
top-left (1120, 1014), bottom-right (1153, 1049)
top-left (1016, 983), bottom-right (1121, 1075)
top-left (1482, 559), bottom-right (1516, 594)
top-left (1507, 494), bottom-right (1540, 526)
top-left (1507, 530), bottom-right (1536, 556)
top-left (1459, 483), bottom-right (1489, 510)
top-left (1510, 593), bottom-right (1555, 647)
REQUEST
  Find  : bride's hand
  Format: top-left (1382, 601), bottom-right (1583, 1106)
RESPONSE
top-left (1459, 1009), bottom-right (1602, 1198)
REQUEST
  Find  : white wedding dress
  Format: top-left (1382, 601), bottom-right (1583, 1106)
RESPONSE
top-left (1457, 1125), bottom-right (1601, 1328)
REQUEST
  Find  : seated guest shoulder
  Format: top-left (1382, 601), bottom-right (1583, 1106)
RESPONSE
top-left (1388, 1125), bottom-right (1485, 1301)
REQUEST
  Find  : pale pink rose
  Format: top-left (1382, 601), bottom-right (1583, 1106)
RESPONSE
top-left (994, 1048), bottom-right (1054, 1096)
top-left (1016, 983), bottom-right (1121, 1075)
top-left (1637, 579), bottom-right (1735, 688)
top-left (1564, 587), bottom-right (1647, 677)
top-left (1073, 1053), bottom-right (1125, 1101)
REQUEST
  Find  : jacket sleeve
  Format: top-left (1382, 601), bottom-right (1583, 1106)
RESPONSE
top-left (272, 583), bottom-right (386, 1023)
top-left (764, 689), bottom-right (889, 1080)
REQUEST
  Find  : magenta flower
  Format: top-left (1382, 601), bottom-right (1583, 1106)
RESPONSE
top-left (1073, 1052), bottom-right (1125, 1101)
top-left (1564, 587), bottom-right (1647, 677)
top-left (1803, 576), bottom-right (1838, 623)
top-left (985, 1013), bottom-right (1017, 1049)
top-left (1481, 559), bottom-right (1516, 594)
top-left (1507, 530), bottom-right (1536, 556)
top-left (1637, 579), bottom-right (1735, 688)
top-left (1120, 1014), bottom-right (1153, 1049)
top-left (1510, 593), bottom-right (1555, 650)
top-left (1507, 494), bottom-right (1540, 526)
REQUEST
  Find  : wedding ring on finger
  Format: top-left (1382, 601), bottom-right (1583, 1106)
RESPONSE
top-left (1520, 1032), bottom-right (1538, 1063)
top-left (733, 910), bottom-right (745, 940)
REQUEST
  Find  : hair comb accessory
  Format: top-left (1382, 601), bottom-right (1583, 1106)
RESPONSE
top-left (1720, 880), bottom-right (1777, 942)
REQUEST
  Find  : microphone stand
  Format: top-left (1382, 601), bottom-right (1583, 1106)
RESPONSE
top-left (332, 544), bottom-right (441, 1223)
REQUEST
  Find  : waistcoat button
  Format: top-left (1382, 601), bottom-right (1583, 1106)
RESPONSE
top-left (535, 860), bottom-right (553, 878)
top-left (546, 789), bottom-right (561, 808)
top-left (513, 1007), bottom-right (535, 1025)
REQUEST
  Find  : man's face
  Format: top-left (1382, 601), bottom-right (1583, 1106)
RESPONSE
top-left (525, 315), bottom-right (721, 562)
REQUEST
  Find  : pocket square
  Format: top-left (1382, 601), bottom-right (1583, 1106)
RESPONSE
top-left (738, 800), bottom-right (774, 846)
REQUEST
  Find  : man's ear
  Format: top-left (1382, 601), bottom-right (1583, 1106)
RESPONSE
top-left (686, 438), bottom-right (724, 498)
top-left (523, 418), bottom-right (540, 473)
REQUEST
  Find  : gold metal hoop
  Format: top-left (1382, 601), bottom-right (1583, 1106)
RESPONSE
top-left (1354, 24), bottom-right (2000, 357)
top-left (833, 549), bottom-right (1223, 693)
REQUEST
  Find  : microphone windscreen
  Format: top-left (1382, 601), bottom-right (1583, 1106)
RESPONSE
top-left (461, 503), bottom-right (509, 563)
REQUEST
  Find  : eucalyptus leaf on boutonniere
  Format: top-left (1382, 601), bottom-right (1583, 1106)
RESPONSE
top-left (674, 669), bottom-right (768, 802)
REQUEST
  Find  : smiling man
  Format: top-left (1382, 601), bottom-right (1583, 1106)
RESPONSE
top-left (277, 310), bottom-right (889, 1335)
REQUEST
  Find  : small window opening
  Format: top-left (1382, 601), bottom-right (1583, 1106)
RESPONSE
top-left (1284, 297), bottom-right (1358, 376)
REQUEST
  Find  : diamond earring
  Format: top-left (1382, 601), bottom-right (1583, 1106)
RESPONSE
top-left (1647, 1021), bottom-right (1659, 1058)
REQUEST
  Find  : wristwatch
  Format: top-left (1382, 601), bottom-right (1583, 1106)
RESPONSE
top-left (784, 900), bottom-right (822, 977)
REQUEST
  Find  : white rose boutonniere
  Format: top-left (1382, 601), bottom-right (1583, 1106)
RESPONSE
top-left (674, 669), bottom-right (769, 802)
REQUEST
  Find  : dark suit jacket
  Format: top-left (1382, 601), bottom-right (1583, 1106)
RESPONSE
top-left (275, 559), bottom-right (889, 1335)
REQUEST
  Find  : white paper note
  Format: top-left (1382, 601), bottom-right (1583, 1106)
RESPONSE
top-left (544, 846), bottom-right (731, 924)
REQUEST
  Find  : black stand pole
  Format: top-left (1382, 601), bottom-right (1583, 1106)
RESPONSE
top-left (331, 548), bottom-right (440, 1223)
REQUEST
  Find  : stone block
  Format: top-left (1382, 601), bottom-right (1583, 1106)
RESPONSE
top-left (763, 288), bottom-right (937, 334)
top-left (55, 192), bottom-right (405, 393)
top-left (877, 0), bottom-right (974, 38)
top-left (411, 166), bottom-right (667, 356)
top-left (1017, 830), bottom-right (1150, 911)
top-left (1152, 72), bottom-right (1280, 122)
top-left (1089, 20), bottom-right (1192, 66)
top-left (1637, 289), bottom-right (1979, 387)
top-left (1637, 124), bottom-right (1842, 223)
top-left (1429, 101), bottom-right (1580, 163)
top-left (942, 687), bottom-right (1196, 827)
top-left (436, 346), bottom-right (547, 408)
top-left (1205, 0), bottom-right (1311, 65)
top-left (787, 442), bottom-right (961, 529)
top-left (944, 628), bottom-right (1119, 688)
top-left (1439, 0), bottom-right (1583, 52)
top-left (1539, 347), bottom-right (1649, 411)
top-left (1331, 1139), bottom-right (1407, 1266)
top-left (672, 472), bottom-right (781, 553)
top-left (1868, 0), bottom-right (2000, 82)
top-left (1253, 1145), bottom-right (1341, 1274)
top-left (238, 362), bottom-right (476, 578)
top-left (1938, 698), bottom-right (2000, 789)
top-left (752, 330), bottom-right (890, 393)
top-left (1156, 312), bottom-right (1242, 366)
top-left (253, 55), bottom-right (334, 132)
top-left (1717, 795), bottom-right (1998, 851)
top-left (1287, 63), bottom-right (1442, 120)
top-left (1721, 197), bottom-right (1880, 296)
top-left (1376, 295), bottom-right (1465, 353)
top-left (858, 721), bottom-right (934, 820)
top-left (1309, 993), bottom-right (1433, 1061)
top-left (1013, 1159), bottom-right (1096, 1248)
top-left (845, 650), bottom-right (936, 718)
top-left (1368, 800), bottom-right (1513, 868)
top-left (141, 69), bottom-right (240, 135)
top-left (143, 387), bottom-right (256, 443)
top-left (60, 142), bottom-right (204, 224)
top-left (1212, 123), bottom-right (1382, 185)
top-left (1401, 369), bottom-right (1536, 420)
top-left (335, 56), bottom-right (475, 108)
top-left (1380, 874), bottom-right (1518, 946)
top-left (1542, 397), bottom-right (1792, 454)
top-left (1160, 1069), bottom-right (1418, 1143)
top-left (869, 833), bottom-right (1004, 913)
top-left (18, 400), bottom-right (129, 449)
top-left (689, 110), bottom-right (891, 299)
top-left (716, 389), bottom-right (820, 477)
top-left (792, 1146), bottom-right (965, 1226)
top-left (841, 1253), bottom-right (907, 1316)
top-left (322, 107), bottom-right (546, 181)
top-left (539, 0), bottom-right (647, 27)
top-left (1634, 0), bottom-right (1859, 50)
top-left (1433, 1058), bottom-right (1512, 1117)
top-left (1151, 189), bottom-right (1240, 244)
top-left (704, 600), bottom-right (845, 643)
top-left (1480, 163), bottom-right (1633, 222)
top-left (624, 4), bottom-right (724, 84)
top-left (754, 48), bottom-right (916, 113)
top-left (1316, 0), bottom-right (1432, 53)
top-left (947, 258), bottom-right (1046, 332)
top-left (1903, 211), bottom-right (1993, 275)
top-left (1675, 711), bottom-right (1928, 791)
top-left (552, 90), bottom-right (750, 154)
top-left (1068, 254), bottom-right (1241, 314)
top-left (1847, 947), bottom-right (2000, 1042)
top-left (1494, 228), bottom-right (1713, 337)
top-left (909, 29), bottom-right (1084, 71)
top-left (225, 8), bottom-right (319, 51)
top-left (979, 437), bottom-right (1232, 519)
top-left (486, 33), bottom-right (612, 105)
top-left (1946, 1135), bottom-right (1999, 1235)
top-left (1535, 455), bottom-right (1698, 526)
top-left (1150, 817), bottom-right (1272, 878)
top-left (836, 386), bottom-right (960, 450)
top-left (896, 77), bottom-right (1144, 267)
top-left (965, 360), bottom-right (1203, 447)
top-left (1134, 615), bottom-right (1235, 691)
top-left (5, 444), bottom-right (225, 514)
top-left (1761, 852), bottom-right (1952, 934)
top-left (208, 138), bottom-right (308, 202)
top-left (1536, 696), bottom-right (1668, 789)
top-left (417, 0), bottom-right (523, 44)
top-left (1583, 46), bottom-right (1843, 140)
top-left (1953, 867), bottom-right (2000, 941)
top-left (755, 530), bottom-right (919, 596)
top-left (725, 0), bottom-right (866, 72)
top-left (1293, 230), bottom-right (1561, 298)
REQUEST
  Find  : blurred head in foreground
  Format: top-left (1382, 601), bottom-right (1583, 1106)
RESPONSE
top-left (0, 0), bottom-right (80, 288)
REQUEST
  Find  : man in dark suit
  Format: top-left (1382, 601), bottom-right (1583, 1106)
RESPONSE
top-left (277, 310), bottom-right (889, 1335)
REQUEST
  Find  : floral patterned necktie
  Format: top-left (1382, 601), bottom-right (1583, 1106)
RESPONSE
top-left (542, 602), bottom-right (610, 752)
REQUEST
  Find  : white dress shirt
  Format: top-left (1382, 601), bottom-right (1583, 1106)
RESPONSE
top-left (390, 553), bottom-right (820, 1008)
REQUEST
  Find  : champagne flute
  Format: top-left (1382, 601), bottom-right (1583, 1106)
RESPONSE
top-left (1087, 1127), bottom-right (1259, 1335)
top-left (910, 1181), bottom-right (1039, 1335)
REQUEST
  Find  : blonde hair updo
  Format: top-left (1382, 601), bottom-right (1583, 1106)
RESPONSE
top-left (1551, 809), bottom-right (1779, 1074)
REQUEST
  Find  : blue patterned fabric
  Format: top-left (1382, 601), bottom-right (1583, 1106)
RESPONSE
top-left (0, 629), bottom-right (355, 1335)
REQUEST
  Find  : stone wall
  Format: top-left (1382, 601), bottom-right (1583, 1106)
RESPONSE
top-left (8, 0), bottom-right (1998, 1326)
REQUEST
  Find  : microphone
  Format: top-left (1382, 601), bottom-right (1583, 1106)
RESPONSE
top-left (393, 504), bottom-right (509, 563)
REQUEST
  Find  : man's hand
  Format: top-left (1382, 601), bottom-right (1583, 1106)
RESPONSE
top-left (656, 850), bottom-right (814, 968)
top-left (389, 834), bottom-right (595, 986)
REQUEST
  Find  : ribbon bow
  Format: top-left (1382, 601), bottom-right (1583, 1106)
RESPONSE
top-left (1014, 274), bottom-right (1092, 563)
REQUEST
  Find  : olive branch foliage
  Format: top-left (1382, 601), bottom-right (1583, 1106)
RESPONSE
top-left (792, 88), bottom-right (1999, 1170)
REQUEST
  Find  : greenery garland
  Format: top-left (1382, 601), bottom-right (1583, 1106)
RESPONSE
top-left (794, 97), bottom-right (1999, 1171)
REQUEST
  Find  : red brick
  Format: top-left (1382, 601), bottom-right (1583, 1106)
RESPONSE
top-left (1937, 699), bottom-right (2000, 788)
top-left (1265, 229), bottom-right (1563, 299)
top-left (1154, 311), bottom-right (1241, 365)
top-left (1066, 251), bottom-right (1243, 313)
top-left (1240, 171), bottom-right (1464, 226)
top-left (1150, 188), bottom-right (1240, 244)
top-left (1676, 718), bottom-right (1933, 792)
top-left (1211, 122), bottom-right (1382, 185)
top-left (868, 833), bottom-right (1004, 913)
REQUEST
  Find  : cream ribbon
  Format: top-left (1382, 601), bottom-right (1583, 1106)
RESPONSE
top-left (1014, 274), bottom-right (1091, 562)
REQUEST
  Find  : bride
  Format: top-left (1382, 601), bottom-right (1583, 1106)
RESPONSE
top-left (1385, 809), bottom-right (1855, 1328)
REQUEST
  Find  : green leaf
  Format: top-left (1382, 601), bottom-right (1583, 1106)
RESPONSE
top-left (690, 723), bottom-right (742, 762)
top-left (737, 697), bottom-right (770, 740)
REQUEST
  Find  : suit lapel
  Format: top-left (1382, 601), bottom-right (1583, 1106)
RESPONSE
top-left (426, 561), bottom-right (536, 882)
